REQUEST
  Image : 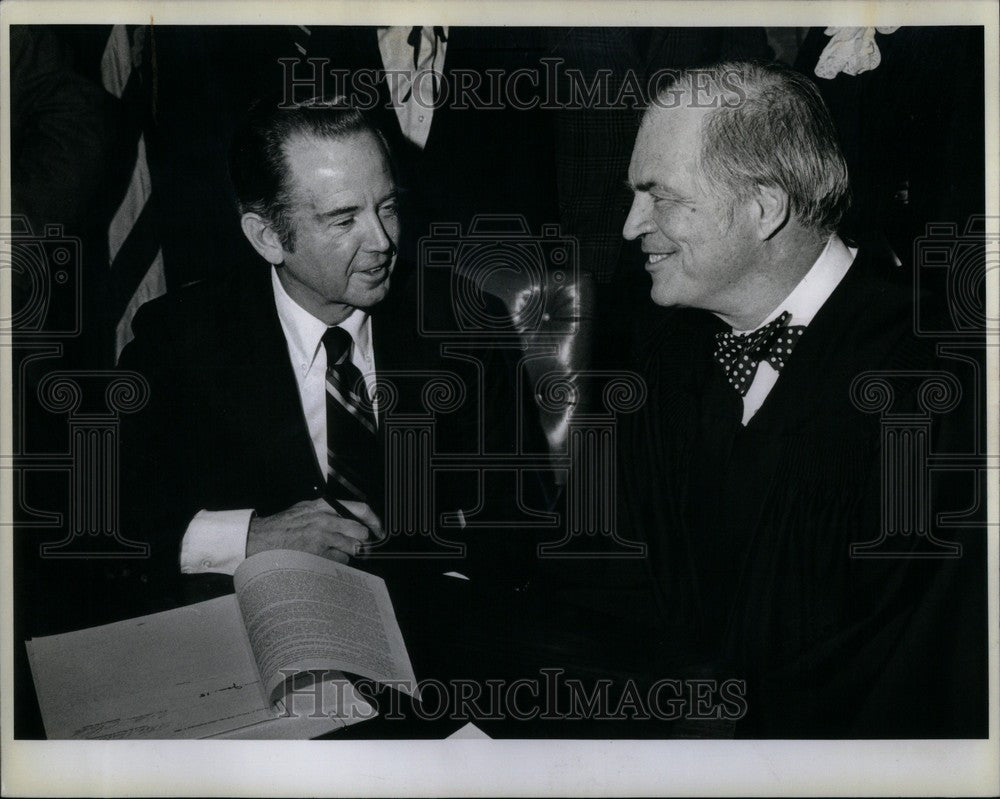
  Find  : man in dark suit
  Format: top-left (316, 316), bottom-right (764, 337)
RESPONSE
top-left (618, 61), bottom-right (986, 737)
top-left (116, 99), bottom-right (547, 701)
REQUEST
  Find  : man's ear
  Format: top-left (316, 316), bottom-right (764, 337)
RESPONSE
top-left (752, 184), bottom-right (790, 241)
top-left (240, 213), bottom-right (285, 265)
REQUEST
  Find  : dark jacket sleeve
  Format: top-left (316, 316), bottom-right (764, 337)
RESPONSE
top-left (116, 297), bottom-right (205, 599)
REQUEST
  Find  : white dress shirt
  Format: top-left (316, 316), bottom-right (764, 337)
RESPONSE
top-left (377, 26), bottom-right (449, 149)
top-left (731, 234), bottom-right (857, 425)
top-left (179, 267), bottom-right (377, 575)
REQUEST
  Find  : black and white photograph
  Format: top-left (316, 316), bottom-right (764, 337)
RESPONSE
top-left (1, 0), bottom-right (997, 795)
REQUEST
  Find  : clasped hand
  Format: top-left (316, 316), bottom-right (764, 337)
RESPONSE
top-left (246, 498), bottom-right (384, 564)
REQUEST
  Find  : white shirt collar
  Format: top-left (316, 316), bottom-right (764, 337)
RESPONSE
top-left (270, 267), bottom-right (371, 375)
top-left (733, 234), bottom-right (857, 334)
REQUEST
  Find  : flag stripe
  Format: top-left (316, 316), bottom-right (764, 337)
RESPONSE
top-left (108, 135), bottom-right (154, 263)
top-left (115, 251), bottom-right (167, 357)
top-left (109, 201), bottom-right (160, 320)
top-left (100, 24), bottom-right (133, 98)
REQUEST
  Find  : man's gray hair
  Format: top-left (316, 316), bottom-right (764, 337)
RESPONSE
top-left (655, 61), bottom-right (851, 233)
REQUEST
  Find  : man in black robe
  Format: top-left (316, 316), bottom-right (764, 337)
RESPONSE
top-left (618, 61), bottom-right (987, 737)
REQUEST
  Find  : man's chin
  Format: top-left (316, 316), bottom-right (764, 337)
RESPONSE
top-left (650, 282), bottom-right (680, 308)
top-left (351, 276), bottom-right (392, 309)
top-left (649, 271), bottom-right (701, 309)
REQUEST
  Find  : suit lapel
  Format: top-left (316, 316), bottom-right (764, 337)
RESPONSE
top-left (234, 266), bottom-right (325, 487)
top-left (742, 252), bottom-right (875, 432)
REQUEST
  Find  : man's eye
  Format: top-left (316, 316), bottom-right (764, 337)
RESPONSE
top-left (380, 201), bottom-right (398, 216)
top-left (330, 217), bottom-right (354, 228)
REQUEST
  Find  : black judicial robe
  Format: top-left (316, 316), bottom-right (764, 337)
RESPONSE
top-left (620, 249), bottom-right (987, 737)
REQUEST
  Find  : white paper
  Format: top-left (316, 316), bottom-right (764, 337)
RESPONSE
top-left (26, 595), bottom-right (274, 739)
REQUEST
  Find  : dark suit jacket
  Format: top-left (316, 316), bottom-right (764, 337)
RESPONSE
top-left (619, 248), bottom-right (987, 737)
top-left (117, 262), bottom-right (548, 603)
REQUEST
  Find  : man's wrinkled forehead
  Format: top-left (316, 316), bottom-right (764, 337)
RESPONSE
top-left (283, 129), bottom-right (383, 171)
top-left (640, 102), bottom-right (712, 145)
top-left (630, 105), bottom-right (709, 181)
top-left (281, 130), bottom-right (391, 196)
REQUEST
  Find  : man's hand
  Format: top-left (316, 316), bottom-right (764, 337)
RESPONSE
top-left (246, 499), bottom-right (384, 564)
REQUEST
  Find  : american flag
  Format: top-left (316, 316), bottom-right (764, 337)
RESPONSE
top-left (100, 24), bottom-right (166, 360)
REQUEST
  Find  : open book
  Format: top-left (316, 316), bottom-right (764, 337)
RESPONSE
top-left (26, 550), bottom-right (419, 739)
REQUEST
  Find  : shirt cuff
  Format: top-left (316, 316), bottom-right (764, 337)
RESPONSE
top-left (179, 509), bottom-right (254, 575)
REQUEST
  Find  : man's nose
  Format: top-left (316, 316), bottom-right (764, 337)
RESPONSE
top-left (362, 210), bottom-right (394, 253)
top-left (622, 194), bottom-right (651, 241)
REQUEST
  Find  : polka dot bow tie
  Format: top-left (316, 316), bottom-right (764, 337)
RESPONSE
top-left (713, 311), bottom-right (806, 396)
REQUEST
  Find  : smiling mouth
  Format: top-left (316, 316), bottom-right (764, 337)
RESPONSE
top-left (357, 263), bottom-right (389, 277)
top-left (645, 252), bottom-right (676, 267)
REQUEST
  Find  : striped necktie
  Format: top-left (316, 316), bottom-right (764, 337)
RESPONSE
top-left (322, 327), bottom-right (380, 509)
